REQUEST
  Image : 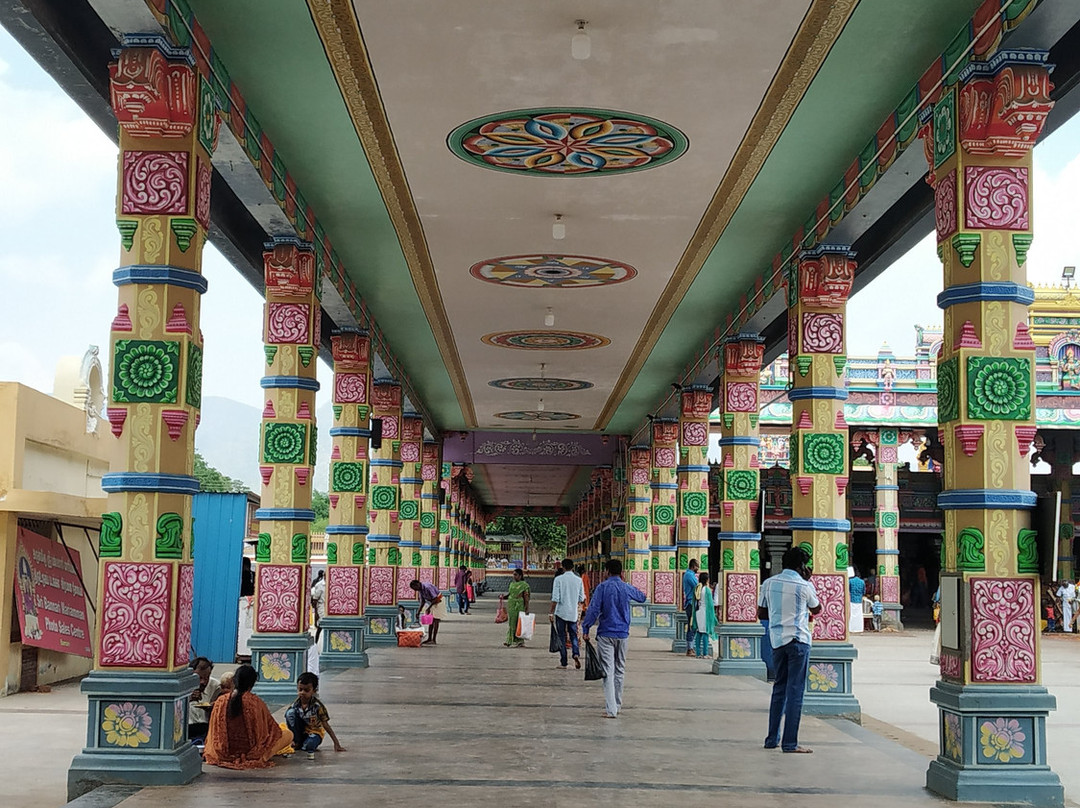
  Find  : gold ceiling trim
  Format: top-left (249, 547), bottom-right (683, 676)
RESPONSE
top-left (307, 0), bottom-right (477, 428)
top-left (593, 0), bottom-right (859, 431)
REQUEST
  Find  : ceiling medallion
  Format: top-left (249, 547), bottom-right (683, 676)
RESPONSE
top-left (481, 330), bottom-right (610, 350)
top-left (494, 411), bottom-right (580, 421)
top-left (489, 377), bottom-right (594, 392)
top-left (470, 254), bottom-right (637, 289)
top-left (448, 108), bottom-right (688, 176)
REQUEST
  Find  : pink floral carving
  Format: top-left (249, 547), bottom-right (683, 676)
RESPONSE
top-left (421, 464), bottom-right (437, 481)
top-left (964, 166), bottom-right (1029, 230)
top-left (401, 442), bottom-right (420, 462)
top-left (810, 574), bottom-right (847, 641)
top-left (881, 575), bottom-right (900, 604)
top-left (879, 445), bottom-right (898, 464)
top-left (802, 313), bottom-right (844, 354)
top-left (396, 569), bottom-right (417, 601)
top-left (725, 572), bottom-right (759, 622)
top-left (419, 568), bottom-right (435, 586)
top-left (682, 422), bottom-right (708, 446)
top-left (630, 571), bottom-right (649, 594)
top-left (940, 652), bottom-right (963, 680)
top-left (726, 382), bottom-right (758, 413)
top-left (327, 566), bottom-right (359, 616)
top-left (334, 372), bottom-right (367, 404)
top-left (654, 447), bottom-right (677, 469)
top-left (173, 564), bottom-right (194, 664)
top-left (195, 158), bottom-right (211, 229)
top-left (935, 170), bottom-right (958, 242)
top-left (971, 577), bottom-right (1036, 683)
top-left (381, 416), bottom-right (399, 440)
top-left (99, 562), bottom-right (171, 667)
top-left (267, 303), bottom-right (310, 344)
top-left (255, 565), bottom-right (301, 633)
top-left (121, 151), bottom-right (188, 215)
top-left (631, 468), bottom-right (649, 485)
top-left (653, 572), bottom-right (675, 605)
top-left (367, 566), bottom-right (395, 605)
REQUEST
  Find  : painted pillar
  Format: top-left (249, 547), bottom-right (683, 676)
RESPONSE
top-left (1047, 440), bottom-right (1076, 581)
top-left (873, 428), bottom-right (904, 629)
top-left (438, 460), bottom-right (452, 574)
top-left (70, 37), bottom-right (214, 796)
top-left (921, 50), bottom-right (1062, 805)
top-left (714, 334), bottom-right (767, 675)
top-left (788, 243), bottom-right (860, 718)
top-left (628, 445), bottom-right (652, 624)
top-left (364, 380), bottom-right (403, 642)
top-left (647, 418), bottom-right (679, 638)
top-left (321, 330), bottom-right (370, 668)
top-left (249, 235), bottom-right (320, 697)
top-left (672, 385), bottom-right (713, 653)
top-left (421, 442), bottom-right (445, 592)
top-left (398, 414), bottom-right (424, 589)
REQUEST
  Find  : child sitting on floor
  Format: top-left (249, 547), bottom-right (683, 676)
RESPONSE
top-left (284, 672), bottom-right (346, 759)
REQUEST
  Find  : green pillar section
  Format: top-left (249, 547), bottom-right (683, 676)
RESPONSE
top-left (647, 418), bottom-right (679, 639)
top-left (873, 428), bottom-right (903, 629)
top-left (321, 330), bottom-right (370, 668)
top-left (714, 334), bottom-right (767, 675)
top-left (250, 235), bottom-right (320, 697)
top-left (420, 441), bottom-right (443, 589)
top-left (921, 50), bottom-right (1062, 806)
top-left (70, 38), bottom-right (214, 798)
top-left (628, 445), bottom-right (652, 623)
top-left (363, 380), bottom-right (403, 642)
top-left (438, 461), bottom-right (452, 571)
top-left (398, 414), bottom-right (424, 585)
top-left (672, 385), bottom-right (712, 653)
top-left (788, 243), bottom-right (860, 718)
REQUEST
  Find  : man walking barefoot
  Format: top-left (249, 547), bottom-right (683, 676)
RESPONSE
top-left (758, 547), bottom-right (821, 753)
top-left (549, 558), bottom-right (586, 669)
top-left (582, 559), bottom-right (647, 718)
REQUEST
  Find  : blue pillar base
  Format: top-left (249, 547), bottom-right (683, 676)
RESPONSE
top-left (68, 669), bottom-right (202, 801)
top-left (926, 681), bottom-right (1062, 807)
top-left (248, 633), bottom-right (313, 699)
top-left (713, 623), bottom-right (768, 676)
top-left (670, 611), bottom-right (690, 653)
top-left (630, 601), bottom-right (649, 626)
top-left (363, 606), bottom-right (401, 645)
top-left (802, 642), bottom-right (861, 721)
top-left (646, 605), bottom-right (678, 639)
top-left (319, 616), bottom-right (369, 669)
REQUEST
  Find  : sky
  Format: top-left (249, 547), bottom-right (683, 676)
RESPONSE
top-left (0, 25), bottom-right (1078, 418)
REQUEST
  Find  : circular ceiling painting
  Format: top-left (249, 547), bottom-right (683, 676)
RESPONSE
top-left (481, 330), bottom-right (610, 350)
top-left (448, 108), bottom-right (688, 176)
top-left (470, 254), bottom-right (637, 289)
top-left (489, 377), bottom-right (594, 392)
top-left (494, 411), bottom-right (580, 421)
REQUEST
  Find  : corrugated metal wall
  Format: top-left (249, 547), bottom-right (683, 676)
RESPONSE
top-left (191, 493), bottom-right (246, 663)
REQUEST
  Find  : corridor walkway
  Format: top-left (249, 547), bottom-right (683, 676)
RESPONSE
top-left (97, 596), bottom-right (997, 808)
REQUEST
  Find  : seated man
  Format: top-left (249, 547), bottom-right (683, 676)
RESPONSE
top-left (187, 656), bottom-right (221, 741)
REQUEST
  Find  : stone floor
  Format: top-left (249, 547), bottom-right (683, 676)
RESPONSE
top-left (3, 599), bottom-right (1078, 807)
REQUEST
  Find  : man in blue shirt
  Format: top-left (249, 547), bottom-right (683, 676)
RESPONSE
top-left (682, 558), bottom-right (701, 656)
top-left (548, 558), bottom-right (586, 669)
top-left (582, 558), bottom-right (647, 718)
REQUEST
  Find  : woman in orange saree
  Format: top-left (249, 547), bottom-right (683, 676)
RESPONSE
top-left (203, 664), bottom-right (290, 769)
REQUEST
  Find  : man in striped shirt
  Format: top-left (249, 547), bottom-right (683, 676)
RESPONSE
top-left (757, 546), bottom-right (821, 753)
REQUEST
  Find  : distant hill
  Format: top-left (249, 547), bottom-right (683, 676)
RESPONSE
top-left (196, 396), bottom-right (332, 492)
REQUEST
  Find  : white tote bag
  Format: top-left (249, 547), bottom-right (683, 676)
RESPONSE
top-left (516, 612), bottom-right (536, 640)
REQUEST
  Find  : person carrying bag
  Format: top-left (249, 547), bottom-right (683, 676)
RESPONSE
top-left (584, 639), bottom-right (606, 681)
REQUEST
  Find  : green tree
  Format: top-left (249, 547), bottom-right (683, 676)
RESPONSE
top-left (486, 515), bottom-right (566, 556)
top-left (193, 452), bottom-right (249, 493)
top-left (311, 490), bottom-right (330, 533)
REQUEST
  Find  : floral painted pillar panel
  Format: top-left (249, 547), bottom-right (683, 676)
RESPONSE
top-left (438, 461), bottom-right (453, 574)
top-left (365, 380), bottom-right (403, 619)
top-left (321, 330), bottom-right (370, 667)
top-left (398, 414), bottom-right (425, 586)
top-left (252, 236), bottom-right (320, 692)
top-left (647, 417), bottom-right (679, 638)
top-left (678, 386), bottom-right (713, 572)
top-left (421, 442), bottom-right (444, 589)
top-left (873, 428), bottom-right (904, 624)
top-left (78, 38), bottom-right (215, 785)
top-left (922, 50), bottom-right (1062, 804)
top-left (627, 445), bottom-right (653, 598)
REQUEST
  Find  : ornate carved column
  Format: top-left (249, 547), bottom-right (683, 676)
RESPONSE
top-left (872, 428), bottom-right (904, 629)
top-left (363, 379), bottom-right (403, 642)
top-left (321, 330), bottom-right (370, 669)
top-left (397, 414), bottom-right (424, 590)
top-left (647, 417), bottom-right (679, 638)
top-left (714, 334), bottom-right (767, 675)
top-left (627, 444), bottom-right (653, 623)
top-left (788, 244), bottom-right (860, 718)
top-left (70, 37), bottom-right (215, 795)
top-left (921, 50), bottom-right (1062, 805)
top-left (438, 459), bottom-right (452, 574)
top-left (421, 441), bottom-right (444, 591)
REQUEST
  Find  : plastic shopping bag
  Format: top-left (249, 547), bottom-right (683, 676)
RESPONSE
top-left (516, 611), bottom-right (535, 640)
top-left (549, 622), bottom-right (560, 653)
top-left (466, 583), bottom-right (475, 602)
top-left (584, 639), bottom-right (606, 681)
top-left (495, 594), bottom-right (508, 624)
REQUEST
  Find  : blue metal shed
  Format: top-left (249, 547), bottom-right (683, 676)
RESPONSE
top-left (191, 492), bottom-right (253, 663)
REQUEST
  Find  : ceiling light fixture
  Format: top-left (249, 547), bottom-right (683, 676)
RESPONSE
top-left (544, 307), bottom-right (555, 327)
top-left (552, 214), bottom-right (566, 240)
top-left (572, 20), bottom-right (591, 61)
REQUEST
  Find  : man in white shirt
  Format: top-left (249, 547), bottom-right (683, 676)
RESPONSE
top-left (549, 558), bottom-right (586, 669)
top-left (757, 547), bottom-right (821, 753)
top-left (1056, 580), bottom-right (1076, 632)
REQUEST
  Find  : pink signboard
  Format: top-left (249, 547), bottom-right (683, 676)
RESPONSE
top-left (14, 528), bottom-right (92, 658)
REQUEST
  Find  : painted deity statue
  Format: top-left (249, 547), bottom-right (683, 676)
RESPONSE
top-left (1059, 344), bottom-right (1080, 390)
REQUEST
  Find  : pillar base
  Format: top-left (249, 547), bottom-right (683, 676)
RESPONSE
top-left (630, 601), bottom-right (649, 626)
top-left (646, 605), bottom-right (678, 639)
top-left (318, 616), bottom-right (369, 669)
top-left (712, 623), bottom-right (767, 677)
top-left (802, 642), bottom-right (861, 721)
top-left (68, 669), bottom-right (202, 801)
top-left (926, 681), bottom-right (1062, 807)
top-left (883, 602), bottom-right (904, 630)
top-left (248, 633), bottom-right (313, 699)
top-left (670, 611), bottom-right (690, 653)
top-left (363, 606), bottom-right (400, 645)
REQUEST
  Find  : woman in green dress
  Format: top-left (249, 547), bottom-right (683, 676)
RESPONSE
top-left (504, 568), bottom-right (531, 647)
